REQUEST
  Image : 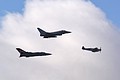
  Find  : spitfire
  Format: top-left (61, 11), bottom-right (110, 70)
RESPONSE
top-left (82, 46), bottom-right (101, 52)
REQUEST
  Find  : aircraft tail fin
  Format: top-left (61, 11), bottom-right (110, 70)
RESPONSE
top-left (82, 46), bottom-right (85, 50)
top-left (16, 48), bottom-right (26, 57)
top-left (37, 28), bottom-right (46, 36)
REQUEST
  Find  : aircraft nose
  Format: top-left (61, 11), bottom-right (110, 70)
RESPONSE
top-left (46, 53), bottom-right (52, 55)
top-left (65, 31), bottom-right (71, 33)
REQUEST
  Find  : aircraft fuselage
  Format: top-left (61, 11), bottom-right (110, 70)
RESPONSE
top-left (20, 52), bottom-right (52, 57)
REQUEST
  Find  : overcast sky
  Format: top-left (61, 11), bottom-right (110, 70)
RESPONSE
top-left (0, 0), bottom-right (120, 80)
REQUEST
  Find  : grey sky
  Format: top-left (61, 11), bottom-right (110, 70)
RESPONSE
top-left (0, 0), bottom-right (120, 80)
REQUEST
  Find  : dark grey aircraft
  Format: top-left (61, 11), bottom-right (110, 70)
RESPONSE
top-left (16, 48), bottom-right (52, 58)
top-left (37, 28), bottom-right (71, 38)
top-left (82, 46), bottom-right (101, 52)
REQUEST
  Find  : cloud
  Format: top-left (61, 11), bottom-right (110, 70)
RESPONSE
top-left (0, 0), bottom-right (120, 80)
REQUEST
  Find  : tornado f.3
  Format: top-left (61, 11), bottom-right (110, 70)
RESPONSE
top-left (37, 28), bottom-right (71, 38)
top-left (82, 46), bottom-right (101, 52)
top-left (16, 48), bottom-right (52, 58)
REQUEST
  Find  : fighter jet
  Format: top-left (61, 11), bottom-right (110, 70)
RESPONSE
top-left (82, 46), bottom-right (101, 52)
top-left (16, 48), bottom-right (52, 58)
top-left (37, 28), bottom-right (71, 38)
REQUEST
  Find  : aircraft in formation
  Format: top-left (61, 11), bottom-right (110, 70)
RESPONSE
top-left (82, 46), bottom-right (101, 52)
top-left (37, 28), bottom-right (71, 38)
top-left (16, 48), bottom-right (52, 58)
top-left (16, 27), bottom-right (102, 58)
